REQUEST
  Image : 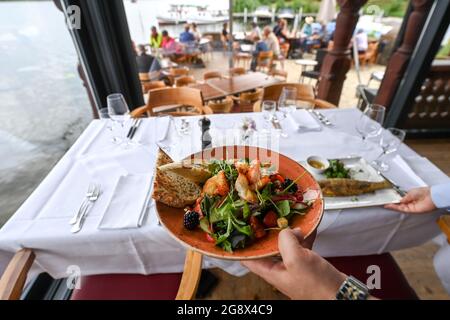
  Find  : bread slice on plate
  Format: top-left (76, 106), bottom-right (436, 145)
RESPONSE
top-left (152, 149), bottom-right (210, 208)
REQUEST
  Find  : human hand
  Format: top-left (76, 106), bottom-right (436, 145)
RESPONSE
top-left (241, 228), bottom-right (346, 300)
top-left (384, 187), bottom-right (437, 214)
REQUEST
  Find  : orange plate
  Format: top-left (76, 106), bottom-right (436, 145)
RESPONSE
top-left (155, 146), bottom-right (324, 260)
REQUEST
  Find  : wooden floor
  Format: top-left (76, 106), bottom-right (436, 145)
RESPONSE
top-left (201, 139), bottom-right (450, 300)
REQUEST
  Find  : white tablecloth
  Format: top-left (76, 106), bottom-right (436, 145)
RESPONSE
top-left (0, 109), bottom-right (448, 280)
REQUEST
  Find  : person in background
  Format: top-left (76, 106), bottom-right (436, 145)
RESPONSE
top-left (324, 19), bottom-right (336, 43)
top-left (222, 22), bottom-right (230, 42)
top-left (243, 183), bottom-right (450, 299)
top-left (355, 28), bottom-right (368, 54)
top-left (301, 16), bottom-right (314, 38)
top-left (150, 26), bottom-right (162, 49)
top-left (191, 23), bottom-right (202, 41)
top-left (161, 30), bottom-right (182, 57)
top-left (250, 35), bottom-right (269, 71)
top-left (179, 24), bottom-right (195, 43)
top-left (135, 44), bottom-right (160, 73)
top-left (274, 18), bottom-right (289, 43)
top-left (246, 22), bottom-right (261, 42)
top-left (263, 26), bottom-right (280, 57)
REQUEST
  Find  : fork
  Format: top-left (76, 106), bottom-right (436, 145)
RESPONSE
top-left (69, 183), bottom-right (96, 225)
top-left (71, 185), bottom-right (101, 233)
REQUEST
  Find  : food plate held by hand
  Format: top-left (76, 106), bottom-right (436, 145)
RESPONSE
top-left (302, 157), bottom-right (403, 210)
top-left (153, 146), bottom-right (324, 260)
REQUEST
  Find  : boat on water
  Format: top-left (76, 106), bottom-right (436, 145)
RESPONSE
top-left (157, 4), bottom-right (228, 25)
top-left (278, 8), bottom-right (295, 20)
top-left (253, 6), bottom-right (273, 19)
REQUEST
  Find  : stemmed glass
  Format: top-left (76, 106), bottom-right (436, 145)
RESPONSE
top-left (355, 104), bottom-right (386, 142)
top-left (107, 93), bottom-right (130, 144)
top-left (261, 100), bottom-right (277, 133)
top-left (277, 87), bottom-right (298, 138)
top-left (372, 128), bottom-right (406, 171)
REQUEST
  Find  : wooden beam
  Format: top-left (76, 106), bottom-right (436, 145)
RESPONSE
top-left (373, 0), bottom-right (434, 109)
top-left (316, 0), bottom-right (368, 105)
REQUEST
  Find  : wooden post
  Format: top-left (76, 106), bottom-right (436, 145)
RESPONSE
top-left (316, 0), bottom-right (367, 105)
top-left (373, 0), bottom-right (434, 109)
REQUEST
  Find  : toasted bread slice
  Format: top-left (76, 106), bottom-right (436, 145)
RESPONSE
top-left (156, 149), bottom-right (173, 167)
top-left (153, 169), bottom-right (202, 208)
top-left (158, 160), bottom-right (211, 184)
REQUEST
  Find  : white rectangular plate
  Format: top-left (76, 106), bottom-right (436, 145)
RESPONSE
top-left (300, 157), bottom-right (403, 210)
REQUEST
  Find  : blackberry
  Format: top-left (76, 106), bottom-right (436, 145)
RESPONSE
top-left (282, 178), bottom-right (298, 193)
top-left (183, 211), bottom-right (200, 230)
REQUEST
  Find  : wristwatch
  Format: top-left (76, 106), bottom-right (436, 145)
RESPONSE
top-left (335, 276), bottom-right (369, 300)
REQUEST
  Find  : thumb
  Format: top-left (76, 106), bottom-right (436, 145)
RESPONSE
top-left (278, 228), bottom-right (309, 269)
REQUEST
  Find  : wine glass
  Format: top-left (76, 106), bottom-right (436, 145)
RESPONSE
top-left (372, 128), bottom-right (406, 171)
top-left (355, 104), bottom-right (386, 142)
top-left (277, 87), bottom-right (297, 138)
top-left (107, 93), bottom-right (130, 144)
top-left (261, 100), bottom-right (276, 133)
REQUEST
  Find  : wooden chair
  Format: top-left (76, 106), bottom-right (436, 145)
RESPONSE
top-left (273, 43), bottom-right (290, 69)
top-left (175, 76), bottom-right (196, 87)
top-left (359, 42), bottom-right (379, 67)
top-left (269, 69), bottom-right (288, 81)
top-left (208, 97), bottom-right (233, 114)
top-left (139, 72), bottom-right (151, 82)
top-left (256, 51), bottom-right (274, 73)
top-left (203, 71), bottom-right (223, 81)
top-left (253, 83), bottom-right (336, 112)
top-left (231, 88), bottom-right (263, 113)
top-left (167, 67), bottom-right (190, 85)
top-left (142, 80), bottom-right (166, 94)
top-left (229, 67), bottom-right (246, 77)
top-left (131, 87), bottom-right (211, 117)
top-left (233, 52), bottom-right (252, 69)
top-left (0, 248), bottom-right (203, 300)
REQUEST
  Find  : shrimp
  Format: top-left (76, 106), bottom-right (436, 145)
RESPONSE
top-left (235, 173), bottom-right (258, 203)
top-left (247, 160), bottom-right (270, 191)
top-left (235, 160), bottom-right (249, 174)
top-left (246, 160), bottom-right (261, 185)
top-left (202, 171), bottom-right (230, 196)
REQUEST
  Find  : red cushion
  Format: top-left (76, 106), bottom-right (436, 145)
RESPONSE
top-left (326, 253), bottom-right (418, 300)
top-left (70, 273), bottom-right (182, 300)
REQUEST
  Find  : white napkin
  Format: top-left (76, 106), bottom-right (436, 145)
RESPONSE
top-left (389, 155), bottom-right (427, 189)
top-left (98, 173), bottom-right (154, 229)
top-left (287, 110), bottom-right (322, 132)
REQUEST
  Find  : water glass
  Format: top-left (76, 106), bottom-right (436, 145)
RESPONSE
top-left (261, 100), bottom-right (277, 132)
top-left (107, 93), bottom-right (130, 144)
top-left (372, 128), bottom-right (406, 171)
top-left (355, 104), bottom-right (386, 141)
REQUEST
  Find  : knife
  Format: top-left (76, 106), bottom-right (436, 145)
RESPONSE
top-left (126, 118), bottom-right (138, 139)
top-left (376, 171), bottom-right (407, 197)
top-left (129, 119), bottom-right (143, 140)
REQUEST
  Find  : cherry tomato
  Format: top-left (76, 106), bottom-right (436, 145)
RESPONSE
top-left (270, 174), bottom-right (285, 183)
top-left (263, 210), bottom-right (278, 228)
top-left (205, 233), bottom-right (215, 243)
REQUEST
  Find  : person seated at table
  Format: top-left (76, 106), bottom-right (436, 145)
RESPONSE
top-left (150, 26), bottom-right (162, 49)
top-left (135, 44), bottom-right (161, 74)
top-left (354, 29), bottom-right (369, 54)
top-left (324, 19), bottom-right (336, 44)
top-left (243, 183), bottom-right (450, 299)
top-left (250, 35), bottom-right (269, 71)
top-left (263, 26), bottom-right (280, 57)
top-left (274, 18), bottom-right (289, 44)
top-left (191, 23), bottom-right (202, 42)
top-left (245, 22), bottom-right (261, 43)
top-left (161, 30), bottom-right (183, 59)
top-left (179, 24), bottom-right (195, 43)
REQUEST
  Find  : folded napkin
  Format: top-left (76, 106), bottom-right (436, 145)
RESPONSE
top-left (98, 173), bottom-right (154, 229)
top-left (389, 155), bottom-right (427, 189)
top-left (287, 110), bottom-right (322, 132)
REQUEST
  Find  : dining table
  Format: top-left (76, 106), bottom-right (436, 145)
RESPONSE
top-left (0, 108), bottom-right (448, 282)
top-left (191, 72), bottom-right (282, 101)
